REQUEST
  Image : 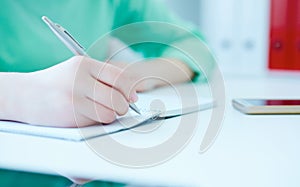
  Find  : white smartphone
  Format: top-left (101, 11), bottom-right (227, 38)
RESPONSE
top-left (232, 99), bottom-right (300, 114)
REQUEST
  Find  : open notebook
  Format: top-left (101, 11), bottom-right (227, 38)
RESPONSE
top-left (0, 85), bottom-right (214, 142)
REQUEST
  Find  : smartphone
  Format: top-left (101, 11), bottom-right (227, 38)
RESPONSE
top-left (232, 99), bottom-right (300, 114)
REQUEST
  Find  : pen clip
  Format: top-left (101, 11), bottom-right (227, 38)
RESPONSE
top-left (55, 23), bottom-right (86, 51)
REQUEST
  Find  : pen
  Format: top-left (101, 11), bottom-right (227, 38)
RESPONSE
top-left (42, 16), bottom-right (141, 115)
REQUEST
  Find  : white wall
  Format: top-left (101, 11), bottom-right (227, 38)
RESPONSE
top-left (164, 0), bottom-right (201, 26)
top-left (165, 0), bottom-right (270, 76)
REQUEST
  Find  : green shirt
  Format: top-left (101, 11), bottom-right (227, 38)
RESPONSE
top-left (0, 0), bottom-right (215, 81)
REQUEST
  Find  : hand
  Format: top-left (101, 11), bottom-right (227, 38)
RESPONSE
top-left (109, 58), bottom-right (194, 92)
top-left (0, 56), bottom-right (138, 127)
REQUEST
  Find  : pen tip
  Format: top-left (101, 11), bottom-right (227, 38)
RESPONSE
top-left (130, 104), bottom-right (141, 115)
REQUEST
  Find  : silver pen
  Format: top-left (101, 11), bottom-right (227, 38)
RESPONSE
top-left (42, 16), bottom-right (141, 115)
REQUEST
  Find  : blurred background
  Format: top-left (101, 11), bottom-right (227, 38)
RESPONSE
top-left (164, 0), bottom-right (299, 77)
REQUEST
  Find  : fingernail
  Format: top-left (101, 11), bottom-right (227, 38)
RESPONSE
top-left (130, 92), bottom-right (138, 103)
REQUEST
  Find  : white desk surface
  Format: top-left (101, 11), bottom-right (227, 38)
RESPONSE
top-left (1, 75), bottom-right (300, 187)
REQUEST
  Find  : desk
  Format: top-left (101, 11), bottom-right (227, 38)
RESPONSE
top-left (1, 75), bottom-right (300, 187)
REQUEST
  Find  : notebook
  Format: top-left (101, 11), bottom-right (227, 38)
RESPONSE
top-left (0, 86), bottom-right (214, 141)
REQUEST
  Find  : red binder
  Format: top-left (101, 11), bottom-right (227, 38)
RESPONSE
top-left (294, 0), bottom-right (300, 69)
top-left (268, 0), bottom-right (300, 71)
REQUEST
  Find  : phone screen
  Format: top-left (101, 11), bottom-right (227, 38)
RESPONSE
top-left (248, 99), bottom-right (300, 106)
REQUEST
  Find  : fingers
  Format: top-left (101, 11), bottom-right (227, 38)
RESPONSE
top-left (84, 76), bottom-right (129, 115)
top-left (75, 97), bottom-right (117, 124)
top-left (84, 57), bottom-right (138, 102)
top-left (72, 57), bottom-right (138, 124)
